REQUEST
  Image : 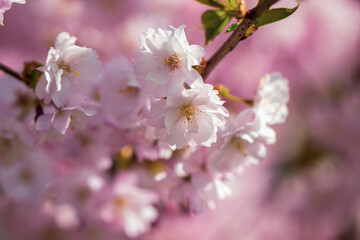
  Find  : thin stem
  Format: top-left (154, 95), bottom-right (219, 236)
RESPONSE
top-left (201, 0), bottom-right (280, 80)
top-left (0, 62), bottom-right (23, 81)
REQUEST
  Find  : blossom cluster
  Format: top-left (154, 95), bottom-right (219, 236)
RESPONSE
top-left (0, 25), bottom-right (289, 239)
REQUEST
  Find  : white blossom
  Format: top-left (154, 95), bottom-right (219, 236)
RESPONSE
top-left (0, 0), bottom-right (26, 26)
top-left (147, 79), bottom-right (229, 149)
top-left (254, 72), bottom-right (290, 125)
top-left (99, 173), bottom-right (159, 238)
top-left (134, 25), bottom-right (204, 97)
top-left (35, 32), bottom-right (101, 135)
top-left (210, 109), bottom-right (275, 172)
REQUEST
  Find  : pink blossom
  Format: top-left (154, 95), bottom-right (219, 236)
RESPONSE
top-left (0, 0), bottom-right (25, 26)
top-left (254, 73), bottom-right (290, 125)
top-left (98, 56), bottom-right (144, 126)
top-left (98, 173), bottom-right (159, 238)
top-left (134, 25), bottom-right (204, 97)
top-left (35, 32), bottom-right (101, 135)
top-left (210, 109), bottom-right (275, 173)
top-left (147, 79), bottom-right (229, 149)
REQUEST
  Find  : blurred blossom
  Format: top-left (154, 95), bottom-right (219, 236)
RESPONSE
top-left (0, 0), bottom-right (359, 239)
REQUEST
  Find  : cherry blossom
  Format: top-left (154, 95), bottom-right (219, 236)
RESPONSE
top-left (147, 79), bottom-right (229, 149)
top-left (98, 56), bottom-right (144, 127)
top-left (134, 25), bottom-right (204, 97)
top-left (209, 109), bottom-right (275, 173)
top-left (254, 73), bottom-right (290, 125)
top-left (98, 173), bottom-right (159, 238)
top-left (169, 148), bottom-right (232, 213)
top-left (35, 32), bottom-right (101, 135)
top-left (0, 0), bottom-right (25, 26)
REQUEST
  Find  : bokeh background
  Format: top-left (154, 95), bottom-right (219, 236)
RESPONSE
top-left (1, 0), bottom-right (360, 239)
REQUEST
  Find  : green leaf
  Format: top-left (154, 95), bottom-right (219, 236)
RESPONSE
top-left (195, 0), bottom-right (225, 9)
top-left (202, 10), bottom-right (232, 44)
top-left (254, 2), bottom-right (299, 27)
top-left (225, 0), bottom-right (238, 8)
top-left (226, 22), bottom-right (240, 33)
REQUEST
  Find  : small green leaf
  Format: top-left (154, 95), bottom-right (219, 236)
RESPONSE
top-left (255, 2), bottom-right (299, 27)
top-left (202, 10), bottom-right (232, 44)
top-left (195, 0), bottom-right (225, 9)
top-left (226, 22), bottom-right (240, 33)
top-left (225, 0), bottom-right (238, 8)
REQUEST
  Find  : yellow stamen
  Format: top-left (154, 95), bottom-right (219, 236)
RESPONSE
top-left (180, 105), bottom-right (197, 123)
top-left (230, 137), bottom-right (247, 157)
top-left (58, 63), bottom-right (80, 76)
top-left (164, 53), bottom-right (180, 71)
top-left (70, 69), bottom-right (80, 76)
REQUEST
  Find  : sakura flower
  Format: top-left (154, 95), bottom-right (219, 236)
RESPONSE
top-left (98, 173), bottom-right (159, 238)
top-left (39, 32), bottom-right (101, 102)
top-left (0, 0), bottom-right (26, 26)
top-left (147, 79), bottom-right (229, 149)
top-left (209, 109), bottom-right (276, 173)
top-left (0, 118), bottom-right (32, 166)
top-left (169, 147), bottom-right (232, 213)
top-left (0, 151), bottom-right (52, 203)
top-left (98, 56), bottom-right (144, 126)
top-left (254, 73), bottom-right (290, 125)
top-left (35, 103), bottom-right (97, 136)
top-left (134, 25), bottom-right (204, 97)
top-left (35, 32), bottom-right (101, 135)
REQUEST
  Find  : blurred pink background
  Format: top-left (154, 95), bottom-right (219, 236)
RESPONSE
top-left (1, 0), bottom-right (360, 239)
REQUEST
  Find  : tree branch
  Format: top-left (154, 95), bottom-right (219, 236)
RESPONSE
top-left (201, 0), bottom-right (280, 80)
top-left (0, 62), bottom-right (23, 81)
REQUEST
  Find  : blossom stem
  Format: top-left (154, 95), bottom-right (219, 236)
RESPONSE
top-left (0, 62), bottom-right (23, 81)
top-left (201, 0), bottom-right (280, 81)
top-left (223, 94), bottom-right (254, 106)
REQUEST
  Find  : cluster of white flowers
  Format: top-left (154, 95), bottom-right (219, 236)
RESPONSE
top-left (1, 25), bottom-right (289, 238)
top-left (210, 73), bottom-right (289, 173)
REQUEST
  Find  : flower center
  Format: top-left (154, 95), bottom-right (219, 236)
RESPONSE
top-left (118, 86), bottom-right (139, 94)
top-left (19, 169), bottom-right (34, 184)
top-left (163, 53), bottom-right (180, 71)
top-left (114, 196), bottom-right (129, 211)
top-left (181, 105), bottom-right (197, 123)
top-left (230, 137), bottom-right (247, 157)
top-left (58, 62), bottom-right (80, 76)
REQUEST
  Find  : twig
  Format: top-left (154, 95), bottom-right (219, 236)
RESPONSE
top-left (201, 0), bottom-right (280, 80)
top-left (0, 62), bottom-right (23, 81)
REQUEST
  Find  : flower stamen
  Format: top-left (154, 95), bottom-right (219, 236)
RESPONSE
top-left (163, 53), bottom-right (180, 71)
top-left (181, 105), bottom-right (197, 123)
top-left (230, 137), bottom-right (247, 157)
top-left (58, 63), bottom-right (80, 76)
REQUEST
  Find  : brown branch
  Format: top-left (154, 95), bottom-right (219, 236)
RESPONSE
top-left (201, 0), bottom-right (280, 80)
top-left (0, 62), bottom-right (23, 81)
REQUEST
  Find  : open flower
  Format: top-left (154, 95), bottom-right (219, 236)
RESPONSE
top-left (35, 32), bottom-right (101, 135)
top-left (0, 0), bottom-right (26, 26)
top-left (210, 109), bottom-right (276, 173)
top-left (36, 32), bottom-right (101, 107)
top-left (98, 173), bottom-right (159, 238)
top-left (147, 79), bottom-right (228, 149)
top-left (98, 56), bottom-right (144, 126)
top-left (134, 25), bottom-right (204, 97)
top-left (254, 73), bottom-right (290, 125)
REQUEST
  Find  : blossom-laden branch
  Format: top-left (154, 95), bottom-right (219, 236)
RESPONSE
top-left (201, 0), bottom-right (280, 80)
